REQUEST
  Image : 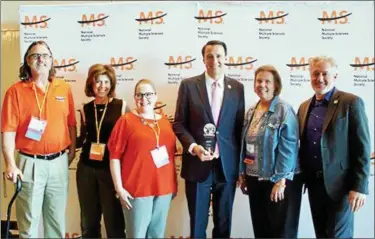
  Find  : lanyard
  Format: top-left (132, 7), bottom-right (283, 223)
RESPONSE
top-left (32, 82), bottom-right (50, 119)
top-left (94, 101), bottom-right (108, 144)
top-left (139, 111), bottom-right (161, 148)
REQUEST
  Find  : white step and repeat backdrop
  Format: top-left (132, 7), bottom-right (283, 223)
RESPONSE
top-left (19, 1), bottom-right (374, 238)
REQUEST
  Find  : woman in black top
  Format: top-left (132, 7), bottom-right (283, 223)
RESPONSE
top-left (76, 64), bottom-right (129, 238)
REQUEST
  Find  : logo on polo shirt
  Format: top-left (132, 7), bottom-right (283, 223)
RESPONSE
top-left (55, 96), bottom-right (65, 102)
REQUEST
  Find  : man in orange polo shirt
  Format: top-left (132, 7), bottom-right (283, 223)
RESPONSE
top-left (1, 41), bottom-right (77, 238)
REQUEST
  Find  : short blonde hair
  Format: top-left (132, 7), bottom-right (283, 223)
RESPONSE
top-left (134, 79), bottom-right (156, 95)
top-left (309, 56), bottom-right (337, 69)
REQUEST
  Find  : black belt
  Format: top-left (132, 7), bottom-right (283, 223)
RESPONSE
top-left (19, 150), bottom-right (66, 160)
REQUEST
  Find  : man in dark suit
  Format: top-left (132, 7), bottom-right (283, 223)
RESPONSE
top-left (173, 40), bottom-right (245, 238)
top-left (297, 56), bottom-right (371, 238)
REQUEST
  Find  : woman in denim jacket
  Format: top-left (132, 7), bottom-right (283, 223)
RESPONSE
top-left (239, 65), bottom-right (300, 238)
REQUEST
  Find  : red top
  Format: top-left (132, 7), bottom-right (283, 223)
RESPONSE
top-left (108, 112), bottom-right (177, 197)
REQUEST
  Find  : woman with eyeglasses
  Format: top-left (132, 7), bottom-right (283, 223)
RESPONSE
top-left (76, 64), bottom-right (129, 238)
top-left (108, 79), bottom-right (177, 238)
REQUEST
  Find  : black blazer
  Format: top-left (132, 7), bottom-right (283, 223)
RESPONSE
top-left (173, 73), bottom-right (245, 182)
top-left (297, 88), bottom-right (371, 200)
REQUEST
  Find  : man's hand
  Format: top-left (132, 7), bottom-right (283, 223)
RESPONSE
top-left (4, 164), bottom-right (23, 183)
top-left (237, 174), bottom-right (248, 195)
top-left (193, 145), bottom-right (214, 161)
top-left (68, 150), bottom-right (76, 166)
top-left (348, 190), bottom-right (366, 212)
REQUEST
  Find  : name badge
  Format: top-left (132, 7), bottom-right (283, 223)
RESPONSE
top-left (246, 143), bottom-right (255, 154)
top-left (151, 145), bottom-right (170, 168)
top-left (25, 116), bottom-right (47, 141)
top-left (244, 156), bottom-right (255, 165)
top-left (89, 143), bottom-right (106, 161)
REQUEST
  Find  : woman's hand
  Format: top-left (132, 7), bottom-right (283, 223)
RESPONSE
top-left (116, 188), bottom-right (134, 210)
top-left (238, 174), bottom-right (248, 195)
top-left (270, 178), bottom-right (286, 202)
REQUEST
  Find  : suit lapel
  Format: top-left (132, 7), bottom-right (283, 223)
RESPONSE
top-left (196, 74), bottom-right (214, 123)
top-left (217, 77), bottom-right (231, 127)
top-left (300, 98), bottom-right (312, 137)
top-left (322, 90), bottom-right (341, 134)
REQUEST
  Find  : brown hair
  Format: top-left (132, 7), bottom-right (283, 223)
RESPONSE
top-left (254, 65), bottom-right (283, 96)
top-left (19, 41), bottom-right (56, 81)
top-left (134, 79), bottom-right (156, 95)
top-left (85, 64), bottom-right (117, 97)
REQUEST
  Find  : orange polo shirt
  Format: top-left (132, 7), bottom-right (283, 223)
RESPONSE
top-left (1, 78), bottom-right (77, 154)
top-left (108, 112), bottom-right (177, 197)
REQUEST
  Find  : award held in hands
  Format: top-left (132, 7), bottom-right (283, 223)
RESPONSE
top-left (203, 123), bottom-right (216, 154)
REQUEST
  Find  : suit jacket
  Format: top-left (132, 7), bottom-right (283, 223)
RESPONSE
top-left (297, 88), bottom-right (371, 201)
top-left (173, 73), bottom-right (245, 183)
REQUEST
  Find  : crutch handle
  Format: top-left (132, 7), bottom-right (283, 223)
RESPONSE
top-left (6, 176), bottom-right (22, 239)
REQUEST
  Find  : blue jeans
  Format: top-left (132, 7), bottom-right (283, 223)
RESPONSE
top-left (122, 193), bottom-right (172, 238)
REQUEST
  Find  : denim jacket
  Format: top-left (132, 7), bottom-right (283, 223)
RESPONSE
top-left (239, 96), bottom-right (299, 182)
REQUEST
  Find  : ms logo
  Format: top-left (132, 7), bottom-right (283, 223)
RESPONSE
top-left (110, 57), bottom-right (137, 71)
top-left (318, 11), bottom-right (351, 24)
top-left (255, 11), bottom-right (288, 24)
top-left (225, 57), bottom-right (257, 71)
top-left (21, 16), bottom-right (50, 28)
top-left (194, 10), bottom-right (226, 24)
top-left (135, 11), bottom-right (167, 24)
top-left (164, 56), bottom-right (196, 69)
top-left (350, 57), bottom-right (375, 71)
top-left (286, 57), bottom-right (311, 71)
top-left (53, 59), bottom-right (79, 72)
top-left (78, 13), bottom-right (108, 27)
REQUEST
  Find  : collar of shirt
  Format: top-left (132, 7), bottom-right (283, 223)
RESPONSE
top-left (205, 72), bottom-right (225, 106)
top-left (312, 86), bottom-right (335, 106)
top-left (205, 72), bottom-right (224, 89)
top-left (22, 78), bottom-right (61, 88)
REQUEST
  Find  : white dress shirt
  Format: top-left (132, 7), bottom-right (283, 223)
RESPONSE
top-left (188, 72), bottom-right (225, 155)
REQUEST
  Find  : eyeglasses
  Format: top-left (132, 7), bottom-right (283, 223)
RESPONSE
top-left (135, 92), bottom-right (155, 99)
top-left (28, 53), bottom-right (52, 60)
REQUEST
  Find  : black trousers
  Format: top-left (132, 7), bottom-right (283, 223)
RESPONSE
top-left (245, 175), bottom-right (302, 238)
top-left (305, 172), bottom-right (354, 238)
top-left (284, 173), bottom-right (303, 238)
top-left (76, 162), bottom-right (126, 238)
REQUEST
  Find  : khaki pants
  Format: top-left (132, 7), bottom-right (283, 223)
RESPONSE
top-left (15, 152), bottom-right (69, 238)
